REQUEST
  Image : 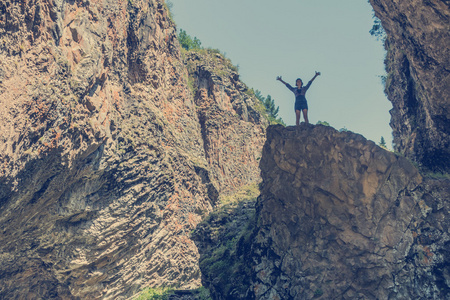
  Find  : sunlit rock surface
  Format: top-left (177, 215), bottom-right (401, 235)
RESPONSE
top-left (0, 0), bottom-right (267, 298)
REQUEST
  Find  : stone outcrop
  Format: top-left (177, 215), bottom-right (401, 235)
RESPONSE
top-left (250, 125), bottom-right (450, 299)
top-left (1, 0), bottom-right (449, 299)
top-left (184, 50), bottom-right (267, 195)
top-left (0, 0), bottom-right (267, 299)
top-left (369, 0), bottom-right (450, 172)
top-left (181, 51), bottom-right (270, 297)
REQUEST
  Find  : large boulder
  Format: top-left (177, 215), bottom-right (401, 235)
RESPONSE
top-left (250, 125), bottom-right (450, 299)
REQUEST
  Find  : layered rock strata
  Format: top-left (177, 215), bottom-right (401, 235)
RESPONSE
top-left (184, 50), bottom-right (267, 195)
top-left (250, 125), bottom-right (449, 299)
top-left (0, 0), bottom-right (267, 299)
top-left (369, 0), bottom-right (450, 172)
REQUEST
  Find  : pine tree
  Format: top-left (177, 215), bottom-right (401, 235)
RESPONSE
top-left (264, 95), bottom-right (279, 119)
top-left (254, 90), bottom-right (264, 102)
top-left (178, 29), bottom-right (202, 51)
top-left (379, 136), bottom-right (387, 148)
top-left (254, 90), bottom-right (284, 125)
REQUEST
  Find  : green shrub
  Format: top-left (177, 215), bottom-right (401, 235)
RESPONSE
top-left (135, 287), bottom-right (174, 300)
top-left (135, 286), bottom-right (212, 300)
top-left (316, 120), bottom-right (330, 126)
top-left (369, 16), bottom-right (386, 41)
top-left (178, 29), bottom-right (202, 51)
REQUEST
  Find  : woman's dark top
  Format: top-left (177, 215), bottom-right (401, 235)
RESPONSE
top-left (285, 81), bottom-right (313, 111)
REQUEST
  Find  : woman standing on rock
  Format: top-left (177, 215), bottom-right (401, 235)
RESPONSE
top-left (277, 72), bottom-right (320, 125)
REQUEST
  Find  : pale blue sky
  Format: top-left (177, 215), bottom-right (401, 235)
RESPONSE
top-left (169, 0), bottom-right (392, 146)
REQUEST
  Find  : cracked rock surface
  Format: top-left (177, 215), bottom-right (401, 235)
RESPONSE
top-left (369, 0), bottom-right (450, 172)
top-left (250, 125), bottom-right (450, 299)
top-left (0, 0), bottom-right (267, 299)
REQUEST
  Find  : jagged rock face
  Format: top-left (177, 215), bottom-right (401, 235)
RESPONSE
top-left (369, 0), bottom-right (450, 172)
top-left (0, 1), bottom-right (266, 299)
top-left (184, 51), bottom-right (267, 195)
top-left (251, 125), bottom-right (450, 299)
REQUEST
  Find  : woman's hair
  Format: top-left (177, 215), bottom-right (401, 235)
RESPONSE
top-left (296, 78), bottom-right (303, 85)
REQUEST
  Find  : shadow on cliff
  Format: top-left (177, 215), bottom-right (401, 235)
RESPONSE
top-left (250, 124), bottom-right (450, 299)
top-left (192, 124), bottom-right (450, 300)
top-left (192, 197), bottom-right (258, 300)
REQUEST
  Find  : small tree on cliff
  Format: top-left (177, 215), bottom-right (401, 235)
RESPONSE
top-left (379, 136), bottom-right (387, 149)
top-left (178, 29), bottom-right (202, 51)
top-left (264, 95), bottom-right (279, 120)
top-left (255, 90), bottom-right (284, 125)
top-left (369, 16), bottom-right (386, 41)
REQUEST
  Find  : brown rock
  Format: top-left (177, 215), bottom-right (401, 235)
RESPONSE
top-left (250, 125), bottom-right (450, 299)
top-left (184, 50), bottom-right (268, 195)
top-left (0, 1), bottom-right (268, 299)
top-left (369, 0), bottom-right (450, 172)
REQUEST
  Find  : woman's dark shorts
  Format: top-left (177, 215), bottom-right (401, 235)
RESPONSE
top-left (295, 99), bottom-right (308, 111)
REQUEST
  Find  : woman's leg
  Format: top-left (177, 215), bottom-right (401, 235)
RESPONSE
top-left (295, 110), bottom-right (301, 126)
top-left (302, 109), bottom-right (309, 124)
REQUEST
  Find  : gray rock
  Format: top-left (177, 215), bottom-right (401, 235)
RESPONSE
top-left (369, 0), bottom-right (450, 173)
top-left (249, 125), bottom-right (450, 299)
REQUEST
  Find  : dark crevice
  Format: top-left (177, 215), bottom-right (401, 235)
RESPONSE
top-left (30, 175), bottom-right (56, 204)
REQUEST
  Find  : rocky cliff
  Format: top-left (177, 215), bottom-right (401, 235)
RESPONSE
top-left (183, 49), bottom-right (267, 196)
top-left (0, 0), bottom-right (267, 299)
top-left (249, 125), bottom-right (449, 299)
top-left (369, 0), bottom-right (450, 172)
top-left (1, 0), bottom-right (449, 299)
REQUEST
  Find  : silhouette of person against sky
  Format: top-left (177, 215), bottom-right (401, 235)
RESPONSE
top-left (277, 72), bottom-right (320, 126)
